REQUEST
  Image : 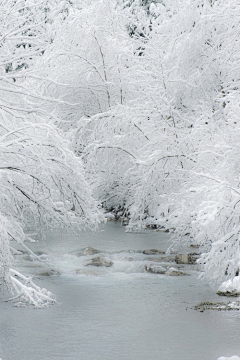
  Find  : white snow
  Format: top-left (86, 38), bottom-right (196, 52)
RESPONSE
top-left (218, 276), bottom-right (240, 293)
top-left (104, 212), bottom-right (115, 219)
top-left (217, 357), bottom-right (240, 360)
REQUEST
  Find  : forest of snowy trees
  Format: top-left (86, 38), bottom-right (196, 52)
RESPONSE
top-left (0, 0), bottom-right (239, 306)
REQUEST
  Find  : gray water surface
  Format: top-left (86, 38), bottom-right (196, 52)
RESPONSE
top-left (0, 222), bottom-right (239, 360)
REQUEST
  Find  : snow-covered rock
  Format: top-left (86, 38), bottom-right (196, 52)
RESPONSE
top-left (175, 253), bottom-right (199, 265)
top-left (104, 212), bottom-right (116, 221)
top-left (217, 356), bottom-right (240, 360)
top-left (145, 264), bottom-right (189, 276)
top-left (145, 264), bottom-right (166, 274)
top-left (217, 276), bottom-right (240, 297)
top-left (83, 246), bottom-right (101, 255)
top-left (195, 301), bottom-right (240, 312)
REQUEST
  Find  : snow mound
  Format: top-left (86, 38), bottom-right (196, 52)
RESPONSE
top-left (218, 276), bottom-right (240, 294)
top-left (217, 356), bottom-right (240, 360)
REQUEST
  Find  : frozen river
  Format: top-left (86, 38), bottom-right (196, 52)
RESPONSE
top-left (0, 221), bottom-right (239, 360)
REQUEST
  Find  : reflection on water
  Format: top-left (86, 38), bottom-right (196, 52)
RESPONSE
top-left (0, 222), bottom-right (239, 360)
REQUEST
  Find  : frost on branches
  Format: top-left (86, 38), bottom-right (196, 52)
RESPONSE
top-left (49, 0), bottom-right (240, 287)
top-left (0, 0), bottom-right (103, 307)
top-left (0, 123), bottom-right (103, 307)
top-left (1, 0), bottom-right (240, 300)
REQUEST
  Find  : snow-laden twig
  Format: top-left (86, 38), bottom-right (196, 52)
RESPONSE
top-left (8, 269), bottom-right (56, 308)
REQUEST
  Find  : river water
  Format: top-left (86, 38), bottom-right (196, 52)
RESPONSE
top-left (0, 221), bottom-right (239, 360)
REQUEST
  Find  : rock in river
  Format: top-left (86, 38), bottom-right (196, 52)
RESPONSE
top-left (147, 255), bottom-right (176, 263)
top-left (143, 249), bottom-right (165, 255)
top-left (85, 256), bottom-right (113, 267)
top-left (165, 267), bottom-right (189, 276)
top-left (83, 246), bottom-right (101, 255)
top-left (37, 269), bottom-right (60, 276)
top-left (175, 253), bottom-right (199, 265)
top-left (217, 290), bottom-right (240, 297)
top-left (145, 264), bottom-right (189, 276)
top-left (194, 301), bottom-right (240, 312)
top-left (145, 264), bottom-right (167, 274)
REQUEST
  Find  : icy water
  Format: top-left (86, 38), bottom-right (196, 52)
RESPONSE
top-left (0, 221), bottom-right (239, 360)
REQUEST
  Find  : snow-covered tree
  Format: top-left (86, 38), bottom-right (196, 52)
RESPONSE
top-left (131, 0), bottom-right (240, 286)
top-left (13, 0), bottom-right (239, 289)
top-left (76, 0), bottom-right (240, 287)
top-left (38, 0), bottom-right (136, 129)
top-left (0, 122), bottom-right (103, 307)
top-left (0, 0), bottom-right (104, 307)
